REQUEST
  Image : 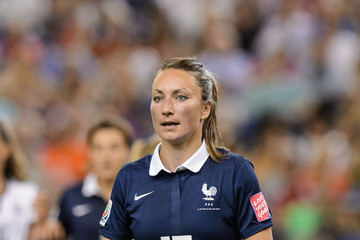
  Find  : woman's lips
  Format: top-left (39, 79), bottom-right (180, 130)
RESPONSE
top-left (161, 121), bottom-right (179, 126)
top-left (161, 121), bottom-right (179, 129)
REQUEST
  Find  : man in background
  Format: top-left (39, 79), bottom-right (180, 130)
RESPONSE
top-left (37, 116), bottom-right (133, 240)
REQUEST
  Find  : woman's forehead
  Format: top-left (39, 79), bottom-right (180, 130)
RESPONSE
top-left (152, 68), bottom-right (198, 89)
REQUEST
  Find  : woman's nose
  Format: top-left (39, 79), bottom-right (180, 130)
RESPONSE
top-left (162, 98), bottom-right (174, 116)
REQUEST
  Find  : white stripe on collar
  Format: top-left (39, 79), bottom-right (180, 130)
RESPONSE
top-left (81, 173), bottom-right (101, 197)
top-left (149, 141), bottom-right (210, 176)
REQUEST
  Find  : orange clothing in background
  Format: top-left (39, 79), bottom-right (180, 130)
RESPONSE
top-left (40, 140), bottom-right (88, 196)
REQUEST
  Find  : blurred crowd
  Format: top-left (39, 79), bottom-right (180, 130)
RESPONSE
top-left (0, 0), bottom-right (359, 239)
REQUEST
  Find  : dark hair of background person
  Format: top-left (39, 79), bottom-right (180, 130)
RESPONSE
top-left (86, 117), bottom-right (133, 148)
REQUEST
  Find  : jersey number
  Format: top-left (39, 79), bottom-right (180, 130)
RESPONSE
top-left (161, 236), bottom-right (192, 240)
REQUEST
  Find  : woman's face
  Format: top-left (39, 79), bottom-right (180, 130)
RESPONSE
top-left (89, 128), bottom-right (130, 182)
top-left (150, 68), bottom-right (211, 146)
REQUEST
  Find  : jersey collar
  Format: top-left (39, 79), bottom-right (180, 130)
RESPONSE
top-left (82, 173), bottom-right (101, 197)
top-left (149, 140), bottom-right (210, 176)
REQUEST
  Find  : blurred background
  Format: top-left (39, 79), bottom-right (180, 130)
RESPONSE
top-left (0, 0), bottom-right (359, 239)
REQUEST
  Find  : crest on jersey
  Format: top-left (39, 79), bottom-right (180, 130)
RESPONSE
top-left (202, 183), bottom-right (217, 201)
top-left (197, 183), bottom-right (220, 211)
top-left (100, 199), bottom-right (112, 227)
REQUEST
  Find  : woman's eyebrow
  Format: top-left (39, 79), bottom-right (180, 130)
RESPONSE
top-left (152, 88), bottom-right (191, 95)
top-left (173, 88), bottom-right (191, 94)
top-left (152, 89), bottom-right (163, 94)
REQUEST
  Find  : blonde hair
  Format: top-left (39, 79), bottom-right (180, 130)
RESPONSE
top-left (129, 133), bottom-right (160, 162)
top-left (155, 57), bottom-right (229, 161)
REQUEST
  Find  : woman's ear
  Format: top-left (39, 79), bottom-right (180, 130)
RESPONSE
top-left (201, 101), bottom-right (212, 120)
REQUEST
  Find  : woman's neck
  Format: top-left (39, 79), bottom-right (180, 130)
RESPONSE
top-left (160, 139), bottom-right (202, 172)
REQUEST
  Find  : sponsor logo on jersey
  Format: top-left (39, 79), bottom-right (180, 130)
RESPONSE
top-left (134, 191), bottom-right (154, 201)
top-left (72, 203), bottom-right (91, 217)
top-left (250, 192), bottom-right (271, 222)
top-left (100, 199), bottom-right (112, 227)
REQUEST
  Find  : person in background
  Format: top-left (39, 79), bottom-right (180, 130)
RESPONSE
top-left (0, 120), bottom-right (50, 240)
top-left (99, 57), bottom-right (273, 240)
top-left (128, 133), bottom-right (160, 162)
top-left (40, 116), bottom-right (133, 240)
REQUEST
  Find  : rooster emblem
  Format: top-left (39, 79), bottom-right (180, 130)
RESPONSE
top-left (202, 183), bottom-right (217, 201)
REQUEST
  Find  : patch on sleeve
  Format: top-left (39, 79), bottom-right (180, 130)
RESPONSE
top-left (100, 199), bottom-right (112, 227)
top-left (250, 192), bottom-right (271, 222)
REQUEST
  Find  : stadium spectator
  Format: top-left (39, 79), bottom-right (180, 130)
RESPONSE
top-left (38, 117), bottom-right (133, 240)
top-left (0, 120), bottom-right (50, 240)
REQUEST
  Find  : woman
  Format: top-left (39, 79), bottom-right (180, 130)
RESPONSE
top-left (57, 117), bottom-right (133, 240)
top-left (99, 57), bottom-right (273, 240)
top-left (0, 121), bottom-right (49, 240)
top-left (36, 117), bottom-right (133, 240)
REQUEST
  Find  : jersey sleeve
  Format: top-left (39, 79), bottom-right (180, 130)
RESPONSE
top-left (58, 190), bottom-right (71, 236)
top-left (99, 170), bottom-right (133, 240)
top-left (234, 158), bottom-right (273, 239)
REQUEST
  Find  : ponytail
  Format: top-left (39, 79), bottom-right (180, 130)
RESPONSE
top-left (201, 72), bottom-right (228, 161)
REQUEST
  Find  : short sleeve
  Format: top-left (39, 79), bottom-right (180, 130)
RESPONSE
top-left (58, 191), bottom-right (71, 235)
top-left (99, 172), bottom-right (133, 240)
top-left (235, 159), bottom-right (273, 239)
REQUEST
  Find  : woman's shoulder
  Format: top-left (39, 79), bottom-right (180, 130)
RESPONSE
top-left (7, 179), bottom-right (38, 192)
top-left (114, 154), bottom-right (153, 190)
top-left (120, 154), bottom-right (152, 174)
top-left (61, 181), bottom-right (83, 197)
top-left (216, 150), bottom-right (254, 169)
top-left (219, 149), bottom-right (251, 162)
top-left (4, 179), bottom-right (39, 201)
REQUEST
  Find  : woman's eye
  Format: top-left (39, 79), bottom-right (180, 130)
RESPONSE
top-left (153, 96), bottom-right (162, 102)
top-left (177, 95), bottom-right (187, 101)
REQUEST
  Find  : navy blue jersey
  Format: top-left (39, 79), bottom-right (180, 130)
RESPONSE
top-left (58, 177), bottom-right (107, 240)
top-left (99, 151), bottom-right (272, 240)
